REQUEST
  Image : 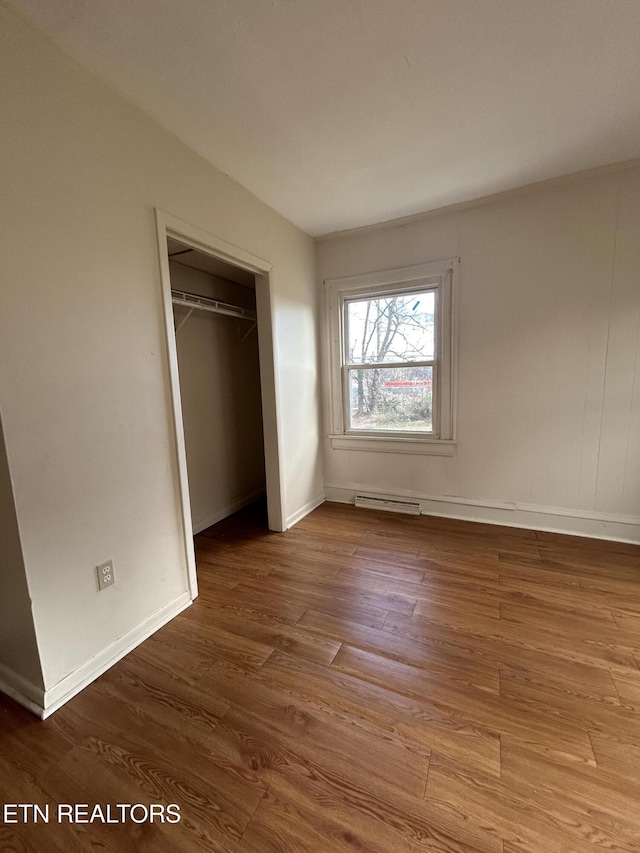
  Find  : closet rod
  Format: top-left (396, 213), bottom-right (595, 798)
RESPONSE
top-left (171, 289), bottom-right (257, 322)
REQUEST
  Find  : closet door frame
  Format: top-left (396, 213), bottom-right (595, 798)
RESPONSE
top-left (155, 209), bottom-right (285, 599)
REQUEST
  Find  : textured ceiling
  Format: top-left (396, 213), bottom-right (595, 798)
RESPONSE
top-left (8, 0), bottom-right (640, 235)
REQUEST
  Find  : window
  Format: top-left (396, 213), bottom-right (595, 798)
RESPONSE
top-left (325, 259), bottom-right (457, 455)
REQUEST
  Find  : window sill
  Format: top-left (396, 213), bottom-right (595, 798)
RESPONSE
top-left (329, 434), bottom-right (456, 456)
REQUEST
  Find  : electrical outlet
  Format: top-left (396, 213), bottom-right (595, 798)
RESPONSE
top-left (96, 560), bottom-right (115, 591)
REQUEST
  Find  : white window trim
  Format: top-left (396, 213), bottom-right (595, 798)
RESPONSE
top-left (325, 258), bottom-right (458, 456)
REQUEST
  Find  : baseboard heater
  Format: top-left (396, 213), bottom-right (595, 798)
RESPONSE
top-left (354, 493), bottom-right (421, 515)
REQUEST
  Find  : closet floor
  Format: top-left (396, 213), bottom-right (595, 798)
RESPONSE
top-left (2, 501), bottom-right (640, 852)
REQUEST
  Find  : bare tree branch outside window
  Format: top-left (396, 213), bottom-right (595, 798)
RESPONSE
top-left (346, 290), bottom-right (435, 432)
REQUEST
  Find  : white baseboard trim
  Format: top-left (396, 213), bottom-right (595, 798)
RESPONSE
top-left (0, 661), bottom-right (45, 717)
top-left (286, 492), bottom-right (326, 529)
top-left (192, 488), bottom-right (266, 535)
top-left (37, 591), bottom-right (193, 719)
top-left (324, 483), bottom-right (640, 544)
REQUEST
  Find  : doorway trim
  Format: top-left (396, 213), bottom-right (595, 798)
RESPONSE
top-left (155, 209), bottom-right (285, 598)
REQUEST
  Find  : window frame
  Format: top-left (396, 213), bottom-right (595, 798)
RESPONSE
top-left (325, 258), bottom-right (458, 455)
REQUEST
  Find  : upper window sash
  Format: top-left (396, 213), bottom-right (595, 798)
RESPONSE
top-left (342, 283), bottom-right (439, 370)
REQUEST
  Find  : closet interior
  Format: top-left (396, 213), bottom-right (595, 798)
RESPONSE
top-left (167, 237), bottom-right (267, 534)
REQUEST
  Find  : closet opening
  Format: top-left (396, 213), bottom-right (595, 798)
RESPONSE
top-left (156, 211), bottom-right (285, 600)
top-left (168, 235), bottom-right (268, 534)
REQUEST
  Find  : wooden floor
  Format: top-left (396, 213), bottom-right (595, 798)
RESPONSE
top-left (2, 502), bottom-right (640, 852)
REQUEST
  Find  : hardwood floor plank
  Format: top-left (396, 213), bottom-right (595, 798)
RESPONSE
top-left (352, 546), bottom-right (434, 570)
top-left (407, 594), bottom-right (637, 675)
top-left (0, 754), bottom-right (97, 853)
top-left (500, 742), bottom-right (640, 851)
top-left (337, 556), bottom-right (427, 584)
top-left (260, 649), bottom-right (502, 776)
top-left (229, 576), bottom-right (403, 625)
top-left (418, 800), bottom-right (504, 853)
top-left (497, 540), bottom-right (542, 559)
top-left (156, 614), bottom-right (276, 671)
top-left (498, 670), bottom-right (640, 750)
top-left (384, 610), bottom-right (618, 698)
top-left (330, 566), bottom-right (502, 620)
top-left (246, 756), bottom-right (486, 853)
top-left (52, 692), bottom-right (267, 849)
top-left (123, 633), bottom-right (221, 687)
top-left (195, 583), bottom-right (308, 624)
top-left (93, 655), bottom-right (232, 736)
top-left (221, 700), bottom-right (431, 803)
top-left (611, 669), bottom-right (640, 708)
top-left (611, 610), bottom-right (640, 638)
top-left (37, 748), bottom-right (195, 853)
top-left (0, 695), bottom-right (75, 778)
top-left (589, 730), bottom-right (640, 782)
top-left (499, 599), bottom-right (620, 637)
top-left (278, 526), bottom-right (360, 557)
top-left (331, 644), bottom-right (595, 765)
top-left (415, 580), bottom-right (502, 620)
top-left (498, 584), bottom-right (618, 623)
top-left (240, 776), bottom-right (490, 853)
top-left (239, 787), bottom-right (374, 853)
top-left (427, 755), bottom-right (629, 853)
top-left (299, 608), bottom-right (500, 692)
top-left (498, 560), bottom-right (581, 588)
top-left (499, 663), bottom-right (619, 711)
top-left (421, 558), bottom-right (501, 578)
top-left (236, 570), bottom-right (418, 616)
top-left (184, 599), bottom-right (341, 666)
top-left (2, 499), bottom-right (639, 852)
top-left (200, 662), bottom-right (431, 798)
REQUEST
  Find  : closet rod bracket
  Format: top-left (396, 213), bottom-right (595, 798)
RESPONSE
top-left (240, 321), bottom-right (257, 342)
top-left (175, 307), bottom-right (194, 333)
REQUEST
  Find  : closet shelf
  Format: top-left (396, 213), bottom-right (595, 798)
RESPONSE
top-left (171, 289), bottom-right (257, 322)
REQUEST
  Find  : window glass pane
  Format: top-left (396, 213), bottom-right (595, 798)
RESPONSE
top-left (348, 366), bottom-right (433, 432)
top-left (346, 290), bottom-right (435, 364)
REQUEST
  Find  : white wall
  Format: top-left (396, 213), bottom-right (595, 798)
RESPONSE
top-left (318, 166), bottom-right (640, 542)
top-left (0, 414), bottom-right (44, 702)
top-left (170, 263), bottom-right (266, 532)
top-left (0, 6), bottom-right (322, 713)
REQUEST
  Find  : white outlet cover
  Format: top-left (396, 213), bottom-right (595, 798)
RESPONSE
top-left (96, 560), bottom-right (115, 591)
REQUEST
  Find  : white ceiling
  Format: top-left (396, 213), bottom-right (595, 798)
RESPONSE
top-left (9, 0), bottom-right (640, 236)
